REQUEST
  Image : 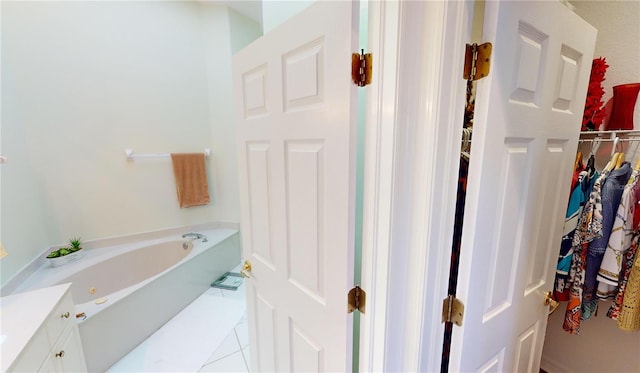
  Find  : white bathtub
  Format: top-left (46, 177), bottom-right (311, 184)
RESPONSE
top-left (13, 227), bottom-right (241, 372)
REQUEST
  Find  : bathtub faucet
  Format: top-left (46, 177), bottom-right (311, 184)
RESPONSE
top-left (182, 232), bottom-right (208, 242)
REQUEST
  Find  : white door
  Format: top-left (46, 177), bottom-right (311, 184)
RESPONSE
top-left (450, 1), bottom-right (596, 372)
top-left (232, 2), bottom-right (359, 372)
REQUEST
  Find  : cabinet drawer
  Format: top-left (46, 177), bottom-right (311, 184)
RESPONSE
top-left (44, 291), bottom-right (74, 346)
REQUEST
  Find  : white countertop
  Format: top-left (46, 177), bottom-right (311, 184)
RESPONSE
top-left (0, 283), bottom-right (71, 372)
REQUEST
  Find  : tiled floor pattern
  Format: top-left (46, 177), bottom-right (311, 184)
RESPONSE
top-left (199, 287), bottom-right (250, 373)
top-left (108, 269), bottom-right (249, 372)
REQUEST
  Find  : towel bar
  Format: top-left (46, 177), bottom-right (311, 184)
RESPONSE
top-left (125, 148), bottom-right (211, 161)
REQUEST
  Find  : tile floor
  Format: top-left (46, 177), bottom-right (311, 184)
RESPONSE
top-left (199, 287), bottom-right (250, 373)
top-left (107, 266), bottom-right (250, 372)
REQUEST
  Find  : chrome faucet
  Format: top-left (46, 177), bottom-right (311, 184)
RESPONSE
top-left (182, 232), bottom-right (208, 242)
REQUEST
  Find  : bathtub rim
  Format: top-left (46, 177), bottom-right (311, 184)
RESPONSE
top-left (60, 238), bottom-right (195, 306)
top-left (1, 222), bottom-right (239, 296)
top-left (11, 228), bottom-right (240, 322)
top-left (70, 229), bottom-right (240, 322)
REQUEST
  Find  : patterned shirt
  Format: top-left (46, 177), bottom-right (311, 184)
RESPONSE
top-left (598, 170), bottom-right (640, 299)
top-left (555, 171), bottom-right (590, 300)
top-left (564, 170), bottom-right (603, 334)
top-left (583, 163), bottom-right (631, 319)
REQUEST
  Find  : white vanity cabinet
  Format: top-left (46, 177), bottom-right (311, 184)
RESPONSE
top-left (1, 283), bottom-right (87, 372)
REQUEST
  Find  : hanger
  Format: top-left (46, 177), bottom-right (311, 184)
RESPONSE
top-left (586, 153), bottom-right (596, 175)
top-left (585, 138), bottom-right (597, 175)
top-left (604, 137), bottom-right (621, 171)
top-left (633, 142), bottom-right (640, 171)
top-left (574, 151), bottom-right (583, 172)
top-left (605, 152), bottom-right (619, 172)
top-left (611, 137), bottom-right (620, 157)
top-left (615, 152), bottom-right (625, 169)
top-left (633, 148), bottom-right (640, 171)
top-left (634, 157), bottom-right (640, 171)
top-left (615, 137), bottom-right (625, 169)
top-left (461, 127), bottom-right (471, 160)
top-left (591, 137), bottom-right (601, 156)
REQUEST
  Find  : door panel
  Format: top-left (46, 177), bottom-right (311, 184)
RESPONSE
top-left (514, 323), bottom-right (538, 373)
top-left (283, 38), bottom-right (325, 111)
top-left (286, 140), bottom-right (325, 300)
top-left (289, 319), bottom-right (324, 371)
top-left (451, 1), bottom-right (596, 372)
top-left (233, 2), bottom-right (358, 371)
top-left (254, 292), bottom-right (276, 371)
top-left (242, 65), bottom-right (269, 118)
top-left (246, 142), bottom-right (274, 267)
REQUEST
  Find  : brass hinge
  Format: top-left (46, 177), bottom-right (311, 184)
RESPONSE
top-left (442, 295), bottom-right (465, 326)
top-left (463, 42), bottom-right (492, 81)
top-left (351, 49), bottom-right (372, 87)
top-left (348, 285), bottom-right (366, 314)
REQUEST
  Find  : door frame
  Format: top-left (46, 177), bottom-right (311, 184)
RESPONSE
top-left (359, 1), bottom-right (473, 372)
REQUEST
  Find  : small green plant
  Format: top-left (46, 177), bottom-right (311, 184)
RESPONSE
top-left (46, 237), bottom-right (83, 258)
top-left (69, 237), bottom-right (82, 251)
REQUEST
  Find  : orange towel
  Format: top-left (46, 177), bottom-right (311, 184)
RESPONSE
top-left (170, 153), bottom-right (210, 208)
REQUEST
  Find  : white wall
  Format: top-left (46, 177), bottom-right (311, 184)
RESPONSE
top-left (541, 2), bottom-right (640, 371)
top-left (228, 7), bottom-right (263, 54)
top-left (542, 308), bottom-right (640, 372)
top-left (261, 0), bottom-right (314, 34)
top-left (0, 64), bottom-right (53, 286)
top-left (1, 1), bottom-right (260, 285)
top-left (199, 4), bottom-right (262, 228)
top-left (573, 1), bottom-right (640, 105)
top-left (200, 4), bottom-right (236, 227)
top-left (572, 0), bottom-right (640, 130)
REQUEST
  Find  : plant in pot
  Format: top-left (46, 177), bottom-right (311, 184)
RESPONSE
top-left (46, 237), bottom-right (85, 267)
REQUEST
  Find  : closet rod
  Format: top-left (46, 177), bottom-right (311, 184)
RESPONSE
top-left (578, 138), bottom-right (640, 143)
top-left (580, 130), bottom-right (640, 138)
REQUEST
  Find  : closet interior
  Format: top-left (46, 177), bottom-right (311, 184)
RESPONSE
top-left (541, 130), bottom-right (640, 372)
top-left (539, 2), bottom-right (640, 371)
top-left (448, 2), bottom-right (640, 372)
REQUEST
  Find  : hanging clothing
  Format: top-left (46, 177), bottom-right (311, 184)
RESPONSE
top-left (581, 170), bottom-right (609, 243)
top-left (583, 162), bottom-right (631, 319)
top-left (570, 159), bottom-right (585, 196)
top-left (597, 170), bottom-right (640, 300)
top-left (441, 157), bottom-right (469, 372)
top-left (607, 233), bottom-right (640, 319)
top-left (618, 249), bottom-right (640, 331)
top-left (563, 169), bottom-right (605, 334)
top-left (555, 170), bottom-right (594, 300)
top-left (564, 242), bottom-right (590, 334)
